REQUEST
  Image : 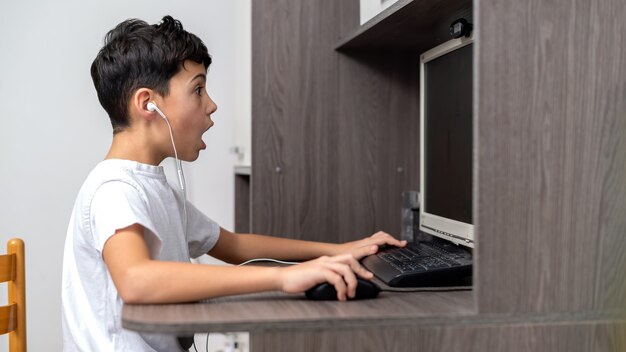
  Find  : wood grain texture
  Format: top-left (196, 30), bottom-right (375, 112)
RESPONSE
top-left (0, 254), bottom-right (14, 283)
top-left (250, 320), bottom-right (626, 352)
top-left (476, 0), bottom-right (626, 314)
top-left (122, 290), bottom-right (474, 334)
top-left (252, 0), bottom-right (342, 240)
top-left (336, 51), bottom-right (420, 242)
top-left (249, 0), bottom-right (626, 346)
top-left (0, 304), bottom-right (16, 334)
top-left (251, 0), bottom-right (422, 243)
top-left (234, 174), bottom-right (251, 233)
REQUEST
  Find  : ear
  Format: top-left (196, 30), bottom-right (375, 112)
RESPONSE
top-left (131, 88), bottom-right (159, 121)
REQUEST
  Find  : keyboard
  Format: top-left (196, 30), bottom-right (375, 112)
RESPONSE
top-left (361, 237), bottom-right (472, 287)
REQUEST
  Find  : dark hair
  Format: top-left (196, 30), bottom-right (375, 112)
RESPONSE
top-left (91, 15), bottom-right (212, 133)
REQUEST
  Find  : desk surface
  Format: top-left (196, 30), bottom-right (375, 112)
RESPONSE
top-left (122, 288), bottom-right (475, 334)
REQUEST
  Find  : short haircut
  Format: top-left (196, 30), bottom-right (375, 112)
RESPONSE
top-left (91, 15), bottom-right (212, 133)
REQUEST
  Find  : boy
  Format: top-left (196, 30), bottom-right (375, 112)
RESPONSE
top-left (62, 16), bottom-right (405, 351)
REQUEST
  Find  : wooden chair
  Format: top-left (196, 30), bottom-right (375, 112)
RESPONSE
top-left (0, 238), bottom-right (26, 352)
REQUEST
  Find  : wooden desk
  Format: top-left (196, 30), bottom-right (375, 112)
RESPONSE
top-left (122, 289), bottom-right (474, 335)
top-left (122, 287), bottom-right (626, 351)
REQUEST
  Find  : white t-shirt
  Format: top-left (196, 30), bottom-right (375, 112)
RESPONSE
top-left (62, 159), bottom-right (220, 351)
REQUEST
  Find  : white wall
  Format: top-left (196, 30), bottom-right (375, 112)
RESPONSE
top-left (0, 1), bottom-right (250, 350)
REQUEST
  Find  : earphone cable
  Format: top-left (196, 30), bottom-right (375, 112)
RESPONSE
top-left (158, 106), bottom-right (189, 239)
top-left (238, 258), bottom-right (299, 266)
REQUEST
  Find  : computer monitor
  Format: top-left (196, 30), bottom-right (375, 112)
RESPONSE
top-left (419, 35), bottom-right (474, 248)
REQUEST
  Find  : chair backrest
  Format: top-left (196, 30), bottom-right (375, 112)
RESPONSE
top-left (0, 238), bottom-right (26, 352)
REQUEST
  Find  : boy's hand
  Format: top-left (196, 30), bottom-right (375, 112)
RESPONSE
top-left (335, 231), bottom-right (407, 260)
top-left (279, 254), bottom-right (373, 301)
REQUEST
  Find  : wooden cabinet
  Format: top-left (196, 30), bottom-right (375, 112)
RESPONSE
top-left (247, 0), bottom-right (626, 349)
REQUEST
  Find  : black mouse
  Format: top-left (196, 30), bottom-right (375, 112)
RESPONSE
top-left (305, 279), bottom-right (381, 300)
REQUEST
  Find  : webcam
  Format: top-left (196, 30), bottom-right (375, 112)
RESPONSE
top-left (450, 18), bottom-right (472, 39)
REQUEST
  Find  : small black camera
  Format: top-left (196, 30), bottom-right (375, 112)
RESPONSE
top-left (450, 18), bottom-right (472, 38)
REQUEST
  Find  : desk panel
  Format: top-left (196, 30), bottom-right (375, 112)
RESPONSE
top-left (250, 320), bottom-right (626, 352)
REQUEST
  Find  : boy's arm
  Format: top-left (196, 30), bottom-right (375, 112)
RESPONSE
top-left (208, 228), bottom-right (407, 264)
top-left (103, 224), bottom-right (372, 303)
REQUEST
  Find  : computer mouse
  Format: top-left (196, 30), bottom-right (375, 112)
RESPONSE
top-left (305, 278), bottom-right (381, 300)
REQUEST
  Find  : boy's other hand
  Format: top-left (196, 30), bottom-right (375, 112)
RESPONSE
top-left (335, 231), bottom-right (407, 260)
top-left (279, 254), bottom-right (373, 301)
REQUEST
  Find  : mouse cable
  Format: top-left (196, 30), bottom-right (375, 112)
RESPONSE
top-left (192, 336), bottom-right (200, 352)
top-left (191, 332), bottom-right (210, 352)
top-left (238, 258), bottom-right (299, 266)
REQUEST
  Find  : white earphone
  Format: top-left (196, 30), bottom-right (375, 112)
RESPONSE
top-left (147, 101), bottom-right (188, 237)
top-left (146, 101), bottom-right (157, 112)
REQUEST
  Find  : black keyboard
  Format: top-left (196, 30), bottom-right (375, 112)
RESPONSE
top-left (362, 237), bottom-right (472, 287)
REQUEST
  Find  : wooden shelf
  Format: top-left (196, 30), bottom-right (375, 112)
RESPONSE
top-left (336, 0), bottom-right (472, 52)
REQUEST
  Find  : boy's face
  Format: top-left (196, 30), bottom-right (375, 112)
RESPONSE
top-left (157, 60), bottom-right (217, 162)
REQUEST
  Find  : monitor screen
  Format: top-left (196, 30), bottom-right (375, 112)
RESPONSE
top-left (419, 36), bottom-right (474, 247)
